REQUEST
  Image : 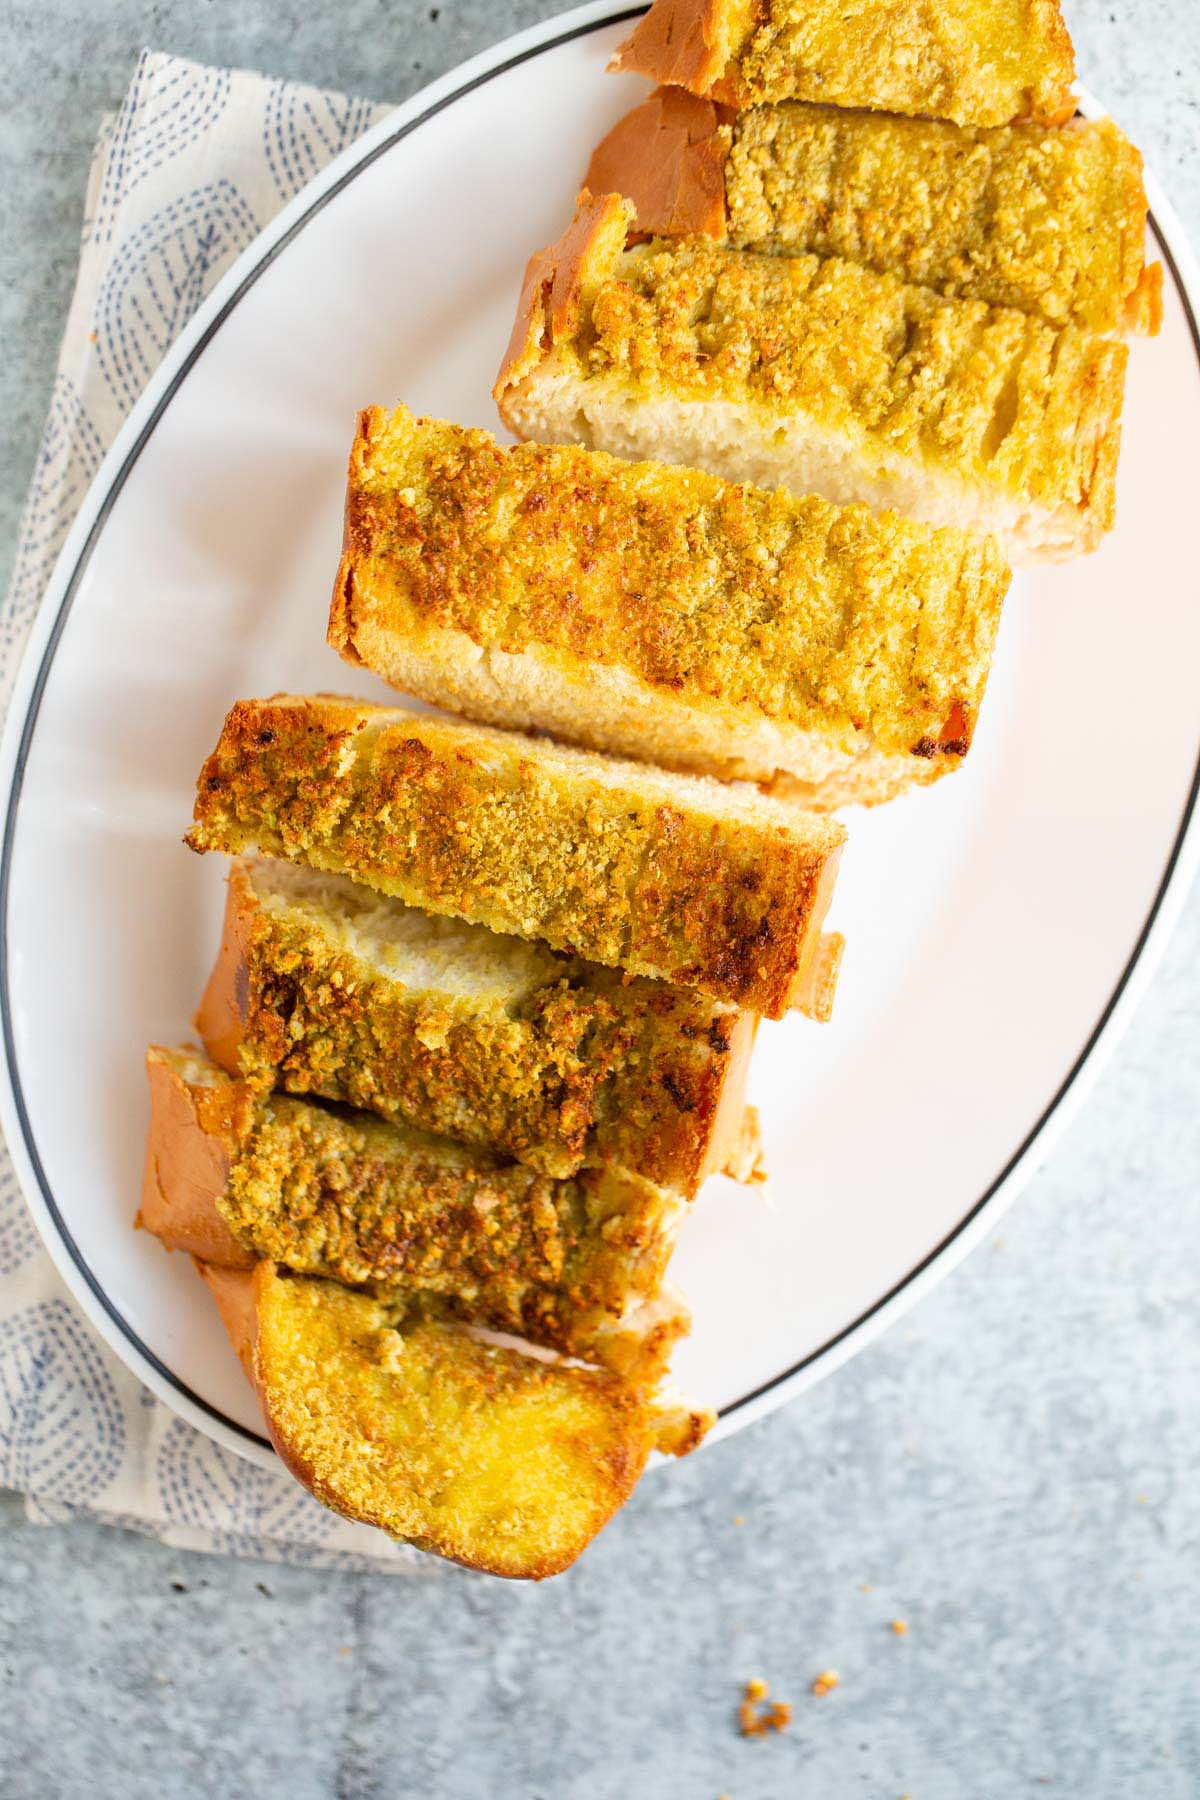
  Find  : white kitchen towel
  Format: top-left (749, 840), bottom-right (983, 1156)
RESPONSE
top-left (0, 49), bottom-right (436, 1570)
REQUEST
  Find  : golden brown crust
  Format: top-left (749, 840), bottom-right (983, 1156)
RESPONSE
top-left (610, 0), bottom-right (759, 99)
top-left (584, 89), bottom-right (732, 240)
top-left (194, 882), bottom-right (253, 1070)
top-left (612, 0), bottom-right (1076, 127)
top-left (722, 107), bottom-right (1160, 337)
top-left (199, 862), bottom-right (761, 1195)
top-left (493, 191), bottom-right (634, 404)
top-left (193, 1260), bottom-right (258, 1383)
top-left (250, 1265), bottom-right (673, 1577)
top-left (136, 1048), bottom-right (254, 1268)
top-left (607, 239), bottom-right (1121, 527)
top-left (583, 101), bottom-right (1160, 335)
top-left (142, 1047), bottom-right (691, 1381)
top-left (187, 695), bottom-right (845, 1018)
top-left (337, 406), bottom-right (1005, 800)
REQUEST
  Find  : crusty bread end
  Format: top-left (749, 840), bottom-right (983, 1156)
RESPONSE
top-left (584, 88), bottom-right (732, 239)
top-left (193, 1260), bottom-right (258, 1383)
top-left (494, 190), bottom-right (634, 406)
top-left (609, 0), bottom-right (758, 102)
top-left (249, 1265), bottom-right (709, 1577)
top-left (137, 1047), bottom-right (254, 1269)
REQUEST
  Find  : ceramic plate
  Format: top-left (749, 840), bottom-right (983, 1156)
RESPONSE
top-left (3, 3), bottom-right (1199, 1469)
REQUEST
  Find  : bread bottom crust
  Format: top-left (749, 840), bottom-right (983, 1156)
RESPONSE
top-left (501, 357), bottom-right (1101, 565)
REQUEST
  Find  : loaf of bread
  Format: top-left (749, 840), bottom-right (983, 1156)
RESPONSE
top-left (496, 192), bottom-right (1127, 563)
top-left (187, 694), bottom-right (845, 1017)
top-left (196, 1261), bottom-right (707, 1577)
top-left (585, 92), bottom-right (1161, 335)
top-left (609, 0), bottom-right (1076, 128)
top-left (196, 859), bottom-right (776, 1195)
top-left (331, 405), bottom-right (1006, 806)
top-left (141, 1046), bottom-right (693, 1380)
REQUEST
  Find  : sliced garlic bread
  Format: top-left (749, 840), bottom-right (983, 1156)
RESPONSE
top-left (187, 694), bottom-right (845, 1018)
top-left (609, 0), bottom-right (1076, 129)
top-left (496, 192), bottom-right (1127, 564)
top-left (142, 1046), bottom-right (692, 1380)
top-left (585, 92), bottom-right (1160, 335)
top-left (332, 404), bottom-right (1006, 805)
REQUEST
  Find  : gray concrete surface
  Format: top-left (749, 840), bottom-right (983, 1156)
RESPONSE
top-left (2, 3), bottom-right (1199, 1796)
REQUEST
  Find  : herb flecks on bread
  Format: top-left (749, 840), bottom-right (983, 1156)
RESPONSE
top-left (143, 1046), bottom-right (694, 1381)
top-left (496, 192), bottom-right (1126, 563)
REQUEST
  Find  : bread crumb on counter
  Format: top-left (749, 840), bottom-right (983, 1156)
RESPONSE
top-left (811, 1668), bottom-right (840, 1697)
top-left (738, 1678), bottom-right (792, 1736)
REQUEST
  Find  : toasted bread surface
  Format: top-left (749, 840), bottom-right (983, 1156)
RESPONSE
top-left (252, 1266), bottom-right (697, 1576)
top-left (198, 860), bottom-right (761, 1193)
top-left (725, 106), bottom-right (1160, 335)
top-left (143, 1047), bottom-right (691, 1379)
top-left (187, 695), bottom-right (844, 1017)
top-left (497, 199), bottom-right (1126, 562)
top-left (611, 0), bottom-right (1076, 128)
top-left (334, 405), bottom-right (1006, 804)
top-left (591, 96), bottom-right (1159, 336)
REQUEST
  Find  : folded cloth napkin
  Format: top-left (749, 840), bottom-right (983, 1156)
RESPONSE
top-left (1, 49), bottom-right (432, 1570)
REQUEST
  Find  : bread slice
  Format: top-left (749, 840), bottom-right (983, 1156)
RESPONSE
top-left (199, 1261), bottom-right (708, 1577)
top-left (141, 1046), bottom-right (692, 1380)
top-left (186, 694), bottom-right (845, 1018)
top-left (196, 859), bottom-right (774, 1195)
top-left (609, 0), bottom-right (1076, 129)
top-left (586, 92), bottom-right (1162, 336)
top-left (331, 405), bottom-right (1006, 806)
top-left (496, 193), bottom-right (1127, 564)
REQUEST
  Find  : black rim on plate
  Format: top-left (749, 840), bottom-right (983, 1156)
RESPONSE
top-left (3, 9), bottom-right (1199, 1454)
